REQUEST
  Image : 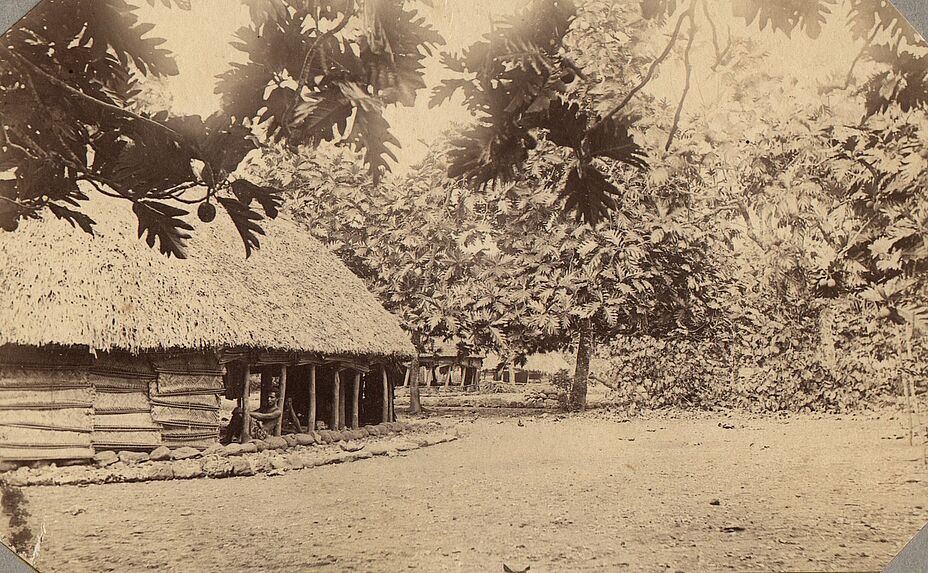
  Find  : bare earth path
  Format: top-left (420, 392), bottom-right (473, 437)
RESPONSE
top-left (25, 412), bottom-right (928, 572)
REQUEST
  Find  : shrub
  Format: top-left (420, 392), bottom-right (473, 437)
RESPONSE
top-left (0, 480), bottom-right (34, 557)
top-left (601, 304), bottom-right (917, 412)
top-left (549, 369), bottom-right (572, 392)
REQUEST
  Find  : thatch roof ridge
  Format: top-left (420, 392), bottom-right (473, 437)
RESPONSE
top-left (484, 351), bottom-right (574, 373)
top-left (0, 195), bottom-right (415, 358)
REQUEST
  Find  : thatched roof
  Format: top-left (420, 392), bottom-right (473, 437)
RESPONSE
top-left (523, 352), bottom-right (573, 373)
top-left (0, 195), bottom-right (415, 358)
top-left (484, 352), bottom-right (574, 374)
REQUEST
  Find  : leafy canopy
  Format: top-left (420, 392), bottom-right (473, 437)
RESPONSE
top-left (431, 0), bottom-right (648, 225)
top-left (0, 0), bottom-right (441, 258)
top-left (2, 0), bottom-right (928, 268)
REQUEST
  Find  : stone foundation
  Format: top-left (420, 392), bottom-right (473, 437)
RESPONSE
top-left (1, 421), bottom-right (459, 487)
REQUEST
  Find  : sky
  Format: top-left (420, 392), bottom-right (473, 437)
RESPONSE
top-left (135, 0), bottom-right (534, 169)
top-left (134, 0), bottom-right (871, 172)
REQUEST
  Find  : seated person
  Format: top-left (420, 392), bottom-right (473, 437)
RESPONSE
top-left (222, 406), bottom-right (244, 444)
top-left (250, 392), bottom-right (280, 439)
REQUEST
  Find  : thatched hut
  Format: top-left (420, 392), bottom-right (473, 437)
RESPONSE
top-left (0, 196), bottom-right (415, 462)
top-left (406, 340), bottom-right (483, 389)
top-left (484, 352), bottom-right (573, 384)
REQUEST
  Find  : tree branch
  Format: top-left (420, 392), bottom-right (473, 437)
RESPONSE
top-left (592, 7), bottom-right (689, 131)
top-left (837, 214), bottom-right (878, 259)
top-left (11, 52), bottom-right (188, 145)
top-left (695, 202), bottom-right (740, 222)
top-left (164, 189), bottom-right (208, 204)
top-left (665, 11), bottom-right (697, 152)
top-left (82, 178), bottom-right (130, 201)
top-left (294, 6), bottom-right (354, 103)
top-left (149, 180), bottom-right (201, 200)
top-left (701, 0), bottom-right (731, 70)
top-left (0, 196), bottom-right (31, 209)
top-left (1, 127), bottom-right (43, 162)
top-left (702, 0), bottom-right (721, 63)
top-left (845, 25), bottom-right (879, 89)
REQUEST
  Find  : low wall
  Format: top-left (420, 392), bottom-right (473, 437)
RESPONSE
top-left (0, 421), bottom-right (457, 486)
top-left (0, 358), bottom-right (95, 461)
top-left (0, 348), bottom-right (224, 461)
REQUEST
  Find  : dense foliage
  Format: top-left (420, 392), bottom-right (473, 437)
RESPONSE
top-left (1, 0), bottom-right (928, 413)
top-left (0, 0), bottom-right (269, 257)
top-left (2, 0), bottom-right (926, 258)
top-left (238, 0), bottom-right (928, 412)
top-left (245, 142), bottom-right (486, 351)
top-left (578, 0), bottom-right (928, 411)
top-left (245, 132), bottom-right (722, 409)
top-left (0, 0), bottom-right (441, 257)
top-left (430, 0), bottom-right (648, 224)
top-left (0, 480), bottom-right (34, 559)
top-left (603, 300), bottom-right (928, 412)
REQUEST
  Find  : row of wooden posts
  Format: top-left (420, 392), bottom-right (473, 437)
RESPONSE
top-left (239, 363), bottom-right (393, 442)
top-left (401, 364), bottom-right (482, 388)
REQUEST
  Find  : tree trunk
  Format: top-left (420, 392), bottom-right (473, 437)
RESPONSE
top-left (408, 354), bottom-right (422, 415)
top-left (568, 318), bottom-right (593, 411)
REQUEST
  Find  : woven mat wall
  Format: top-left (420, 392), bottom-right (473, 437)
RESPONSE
top-left (0, 366), bottom-right (95, 460)
top-left (89, 359), bottom-right (162, 451)
top-left (150, 356), bottom-right (223, 448)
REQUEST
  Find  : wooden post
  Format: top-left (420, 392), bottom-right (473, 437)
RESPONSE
top-left (444, 364), bottom-right (452, 388)
top-left (275, 365), bottom-right (287, 436)
top-left (382, 365), bottom-right (390, 423)
top-left (260, 366), bottom-right (273, 409)
top-left (403, 366), bottom-right (410, 388)
top-left (240, 363), bottom-right (251, 442)
top-left (338, 372), bottom-right (347, 429)
top-left (351, 371), bottom-right (361, 429)
top-left (331, 369), bottom-right (340, 430)
top-left (508, 362), bottom-right (516, 385)
top-left (387, 373), bottom-right (394, 422)
top-left (286, 398), bottom-right (303, 433)
top-left (307, 364), bottom-right (317, 432)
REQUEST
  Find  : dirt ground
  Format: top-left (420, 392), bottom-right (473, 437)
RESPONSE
top-left (23, 411), bottom-right (928, 573)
